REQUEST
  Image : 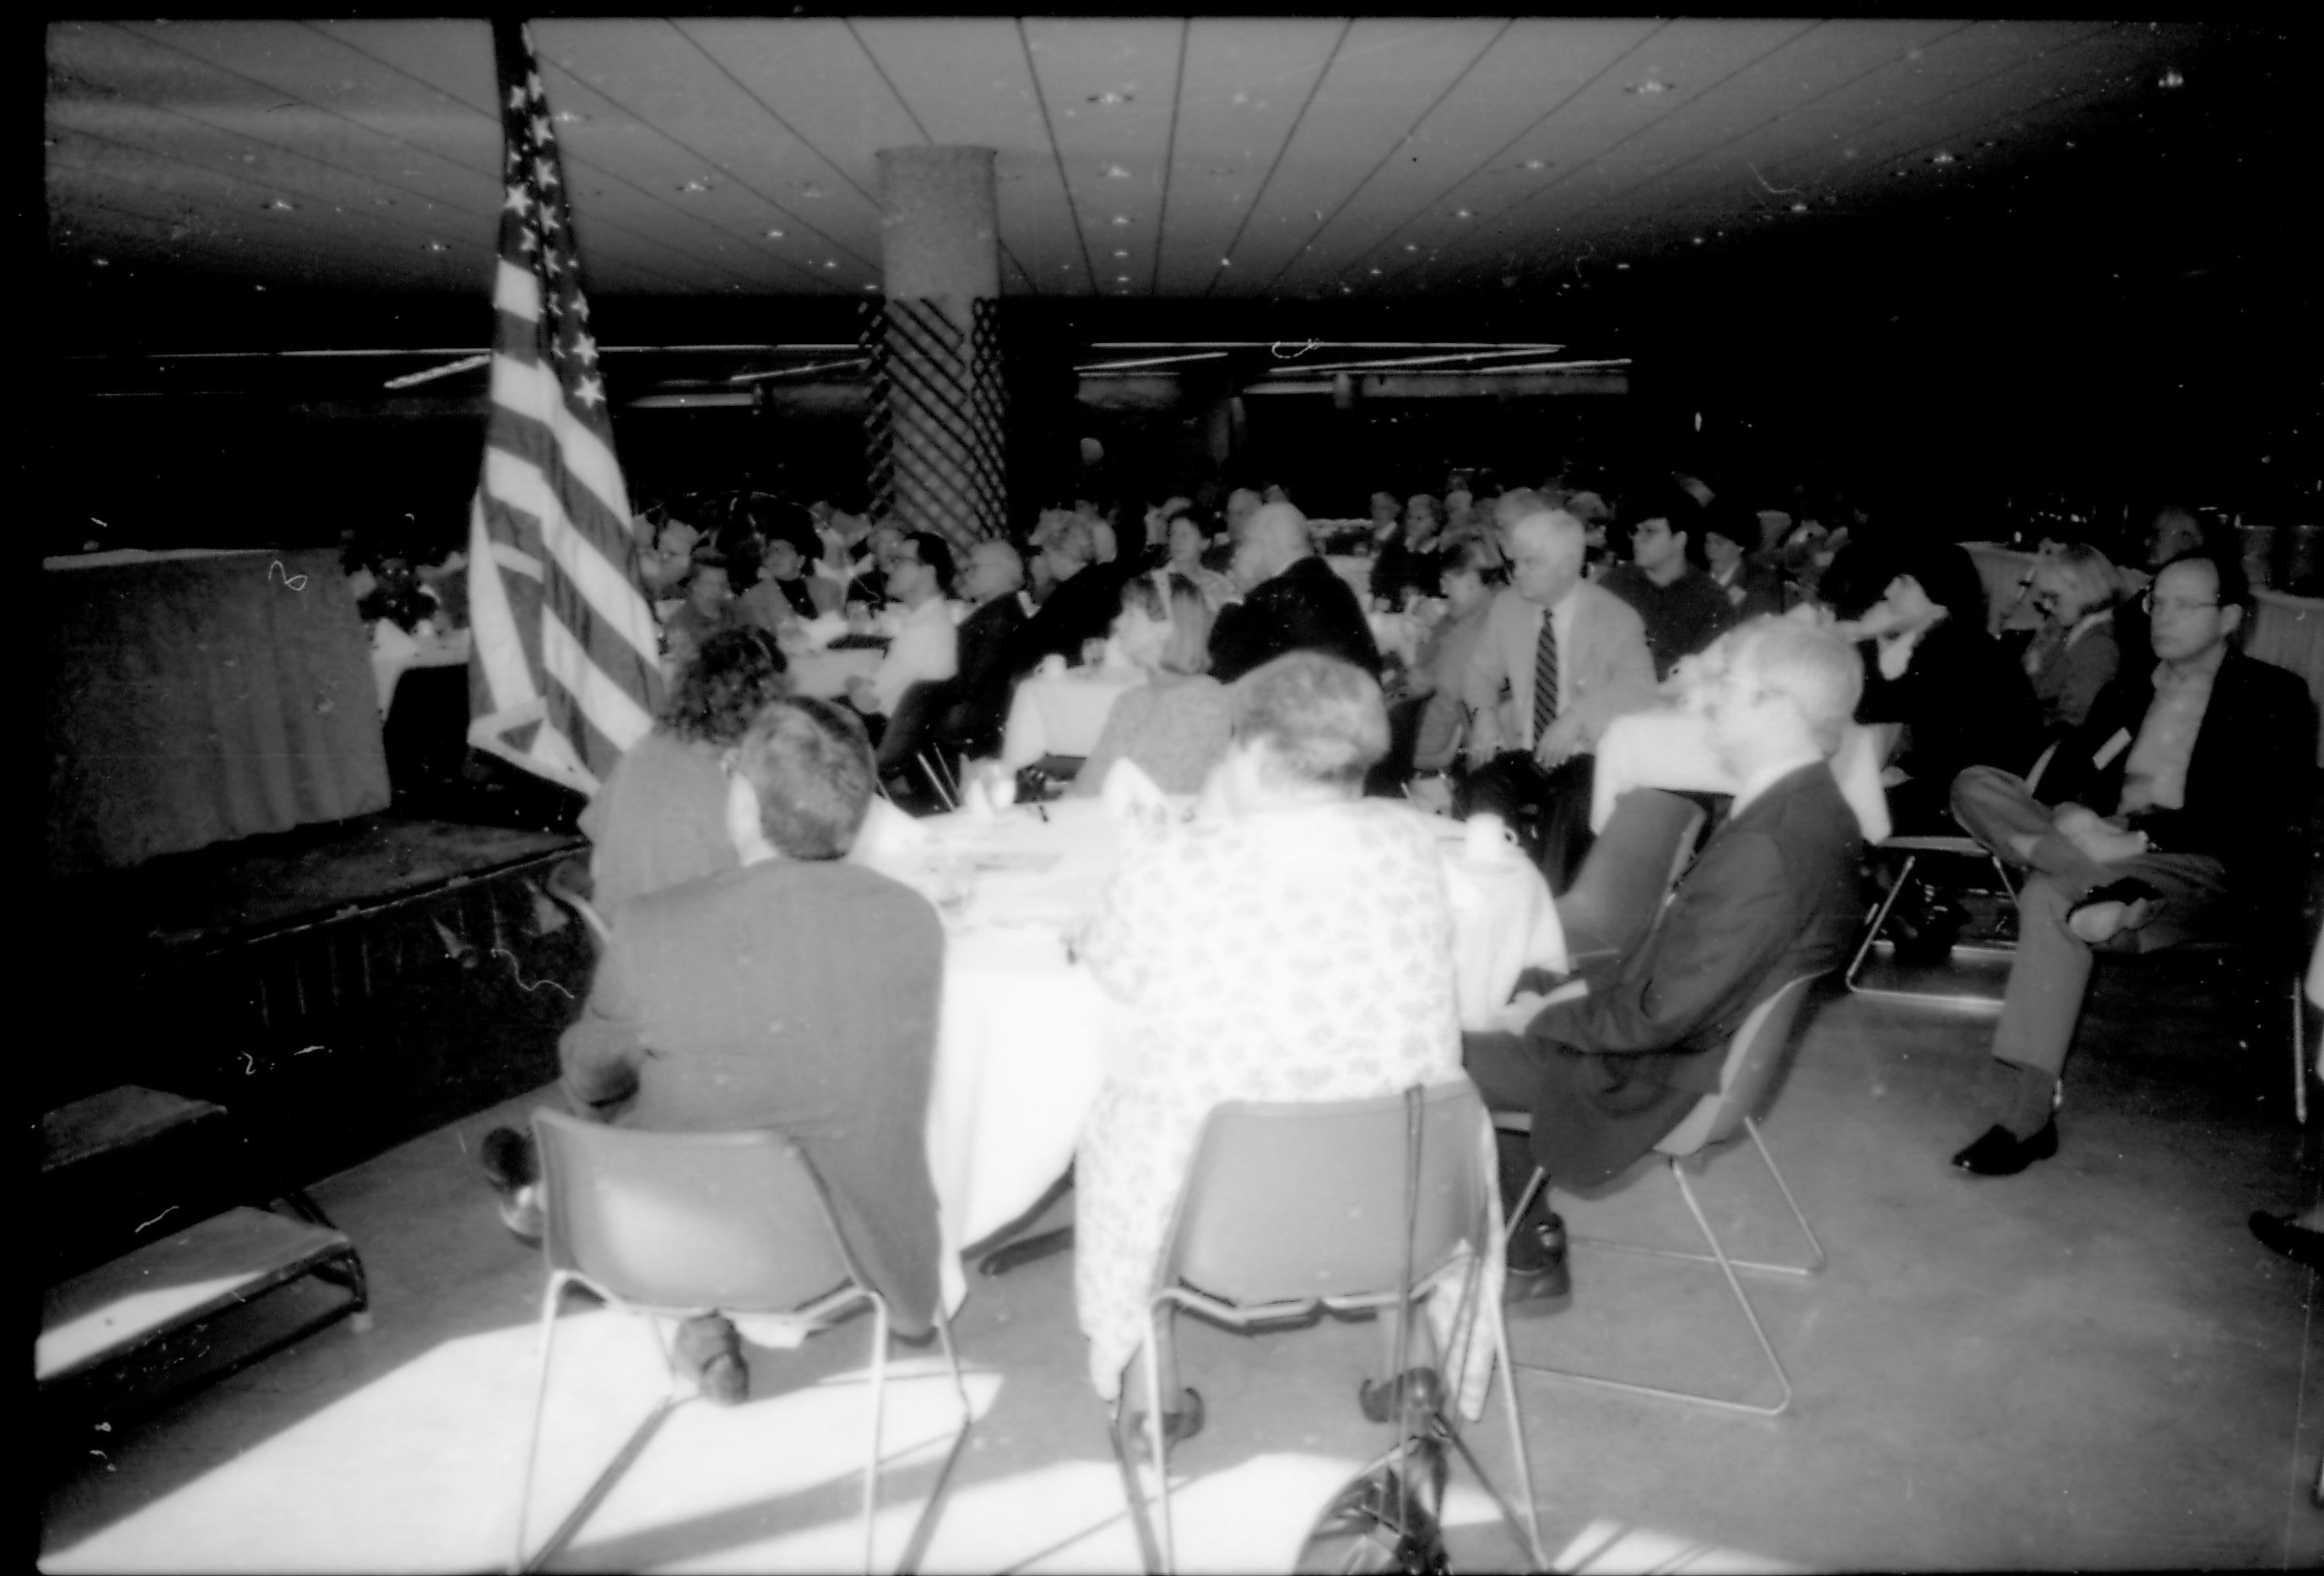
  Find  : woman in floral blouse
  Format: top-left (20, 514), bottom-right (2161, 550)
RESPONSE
top-left (1073, 651), bottom-right (1465, 1426)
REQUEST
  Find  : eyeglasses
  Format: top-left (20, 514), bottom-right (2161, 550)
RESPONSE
top-left (2140, 590), bottom-right (2220, 617)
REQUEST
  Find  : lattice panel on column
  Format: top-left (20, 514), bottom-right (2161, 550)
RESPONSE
top-left (861, 298), bottom-right (1008, 550)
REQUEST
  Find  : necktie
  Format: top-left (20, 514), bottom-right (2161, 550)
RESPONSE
top-left (1531, 608), bottom-right (1560, 744)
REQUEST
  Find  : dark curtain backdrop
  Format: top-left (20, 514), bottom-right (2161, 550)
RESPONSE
top-left (45, 548), bottom-right (391, 877)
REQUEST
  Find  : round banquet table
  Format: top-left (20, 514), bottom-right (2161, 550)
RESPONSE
top-left (853, 795), bottom-right (1564, 1312)
top-left (999, 667), bottom-right (1142, 767)
top-left (1591, 705), bottom-right (1893, 844)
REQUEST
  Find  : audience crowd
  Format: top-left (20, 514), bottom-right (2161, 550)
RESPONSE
top-left (444, 451), bottom-right (2317, 1422)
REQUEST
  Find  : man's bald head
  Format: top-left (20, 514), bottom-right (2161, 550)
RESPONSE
top-left (1230, 502), bottom-right (1312, 592)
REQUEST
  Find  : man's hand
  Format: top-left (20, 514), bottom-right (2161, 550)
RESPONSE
top-left (1534, 713), bottom-right (1586, 770)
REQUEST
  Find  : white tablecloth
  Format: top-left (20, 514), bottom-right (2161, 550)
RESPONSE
top-left (999, 669), bottom-right (1142, 766)
top-left (855, 796), bottom-right (1564, 1312)
top-left (1591, 707), bottom-right (1892, 844)
top-left (370, 625), bottom-right (469, 716)
top-left (786, 647), bottom-right (882, 701)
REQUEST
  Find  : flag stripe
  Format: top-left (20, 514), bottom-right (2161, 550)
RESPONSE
top-left (465, 17), bottom-right (664, 795)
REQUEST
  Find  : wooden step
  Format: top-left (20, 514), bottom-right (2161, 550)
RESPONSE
top-left (39, 1206), bottom-right (361, 1388)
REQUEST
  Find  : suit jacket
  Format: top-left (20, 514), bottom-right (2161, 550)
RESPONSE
top-left (1461, 581), bottom-right (1658, 755)
top-left (1010, 558), bottom-right (1136, 677)
top-left (2035, 649), bottom-right (2315, 904)
top-left (1532, 761), bottom-right (1864, 1097)
top-left (937, 591), bottom-right (1029, 755)
top-left (559, 858), bottom-right (947, 1334)
top-left (1207, 556), bottom-right (1383, 682)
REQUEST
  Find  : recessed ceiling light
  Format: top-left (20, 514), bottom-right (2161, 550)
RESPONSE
top-left (1522, 158), bottom-right (1548, 171)
top-left (2158, 67), bottom-right (2185, 89)
top-left (1403, 243), bottom-right (1419, 253)
top-left (253, 284), bottom-right (267, 292)
top-left (1790, 201), bottom-right (1809, 213)
top-left (1113, 248), bottom-right (1129, 258)
top-left (1088, 89), bottom-right (1132, 106)
top-left (265, 198), bottom-right (296, 211)
top-left (1111, 215), bottom-right (1132, 227)
top-left (1218, 257), bottom-right (1232, 266)
top-left (1692, 235), bottom-right (1705, 245)
top-left (679, 178), bottom-right (712, 194)
top-left (1616, 262), bottom-right (1631, 270)
top-left (424, 241), bottom-right (449, 252)
top-left (1930, 150), bottom-right (1956, 165)
top-left (1626, 79), bottom-right (1673, 95)
top-left (1369, 267), bottom-right (1381, 275)
top-left (91, 256), bottom-right (110, 267)
top-left (1454, 208), bottom-right (1473, 219)
top-left (823, 260), bottom-right (838, 269)
top-left (1102, 165), bottom-right (1131, 179)
top-left (863, 284), bottom-right (878, 292)
top-left (1115, 274), bottom-right (1130, 283)
top-left (765, 227), bottom-right (785, 239)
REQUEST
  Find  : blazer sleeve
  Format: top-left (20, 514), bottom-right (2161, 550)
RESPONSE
top-left (1566, 594), bottom-right (1659, 749)
top-left (1530, 828), bottom-right (1797, 1057)
top-left (559, 929), bottom-right (648, 1118)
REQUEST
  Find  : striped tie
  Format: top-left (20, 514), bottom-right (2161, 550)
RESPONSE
top-left (1531, 609), bottom-right (1559, 743)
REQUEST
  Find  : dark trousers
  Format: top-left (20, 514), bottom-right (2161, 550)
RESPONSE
top-left (1455, 752), bottom-right (1597, 895)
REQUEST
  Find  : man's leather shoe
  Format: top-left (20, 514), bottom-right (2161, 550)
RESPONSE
top-left (1358, 1365), bottom-right (1444, 1424)
top-left (2066, 878), bottom-right (2164, 945)
top-left (1121, 1387), bottom-right (1204, 1462)
top-left (1504, 1214), bottom-right (1572, 1310)
top-left (1952, 1118), bottom-right (2059, 1176)
top-left (478, 1126), bottom-right (544, 1243)
top-left (2250, 1211), bottom-right (2324, 1273)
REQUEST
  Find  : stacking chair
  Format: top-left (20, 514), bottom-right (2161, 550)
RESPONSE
top-left (1556, 788), bottom-right (1708, 963)
top-left (511, 1110), bottom-right (971, 1575)
top-left (1843, 835), bottom-right (2021, 1005)
top-left (1117, 1079), bottom-right (1543, 1575)
top-left (1501, 973), bottom-right (1830, 1418)
top-left (1846, 746), bottom-right (2059, 1005)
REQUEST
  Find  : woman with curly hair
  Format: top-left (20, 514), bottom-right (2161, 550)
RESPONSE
top-left (579, 626), bottom-right (790, 916)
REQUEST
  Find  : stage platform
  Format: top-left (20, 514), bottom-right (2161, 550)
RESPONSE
top-left (39, 791), bottom-right (597, 1189)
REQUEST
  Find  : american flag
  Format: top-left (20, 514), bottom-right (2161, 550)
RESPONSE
top-left (465, 18), bottom-right (663, 795)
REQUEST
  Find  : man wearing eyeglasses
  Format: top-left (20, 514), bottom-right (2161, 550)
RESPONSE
top-left (1946, 551), bottom-right (2316, 1175)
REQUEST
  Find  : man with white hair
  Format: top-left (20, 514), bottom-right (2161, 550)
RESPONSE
top-left (1457, 508), bottom-right (1658, 888)
top-left (1463, 617), bottom-right (1868, 1306)
top-left (1207, 500), bottom-right (1382, 683)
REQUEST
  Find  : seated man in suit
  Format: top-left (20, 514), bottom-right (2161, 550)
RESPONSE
top-left (1456, 507), bottom-right (1660, 890)
top-left (481, 697), bottom-right (947, 1402)
top-left (1946, 550), bottom-right (2317, 1175)
top-left (1205, 501), bottom-right (1382, 683)
top-left (1464, 617), bottom-right (1868, 1305)
top-left (937, 538), bottom-right (1033, 761)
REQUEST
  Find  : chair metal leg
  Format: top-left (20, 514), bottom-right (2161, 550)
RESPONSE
top-left (1146, 1307), bottom-right (1176, 1575)
top-left (1511, 1145), bottom-right (1805, 1417)
top-left (513, 1281), bottom-right (682, 1574)
top-left (1572, 1119), bottom-right (1825, 1278)
top-left (893, 1306), bottom-right (976, 1576)
top-left (1845, 852), bottom-right (1916, 990)
top-left (860, 1296), bottom-right (890, 1576)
